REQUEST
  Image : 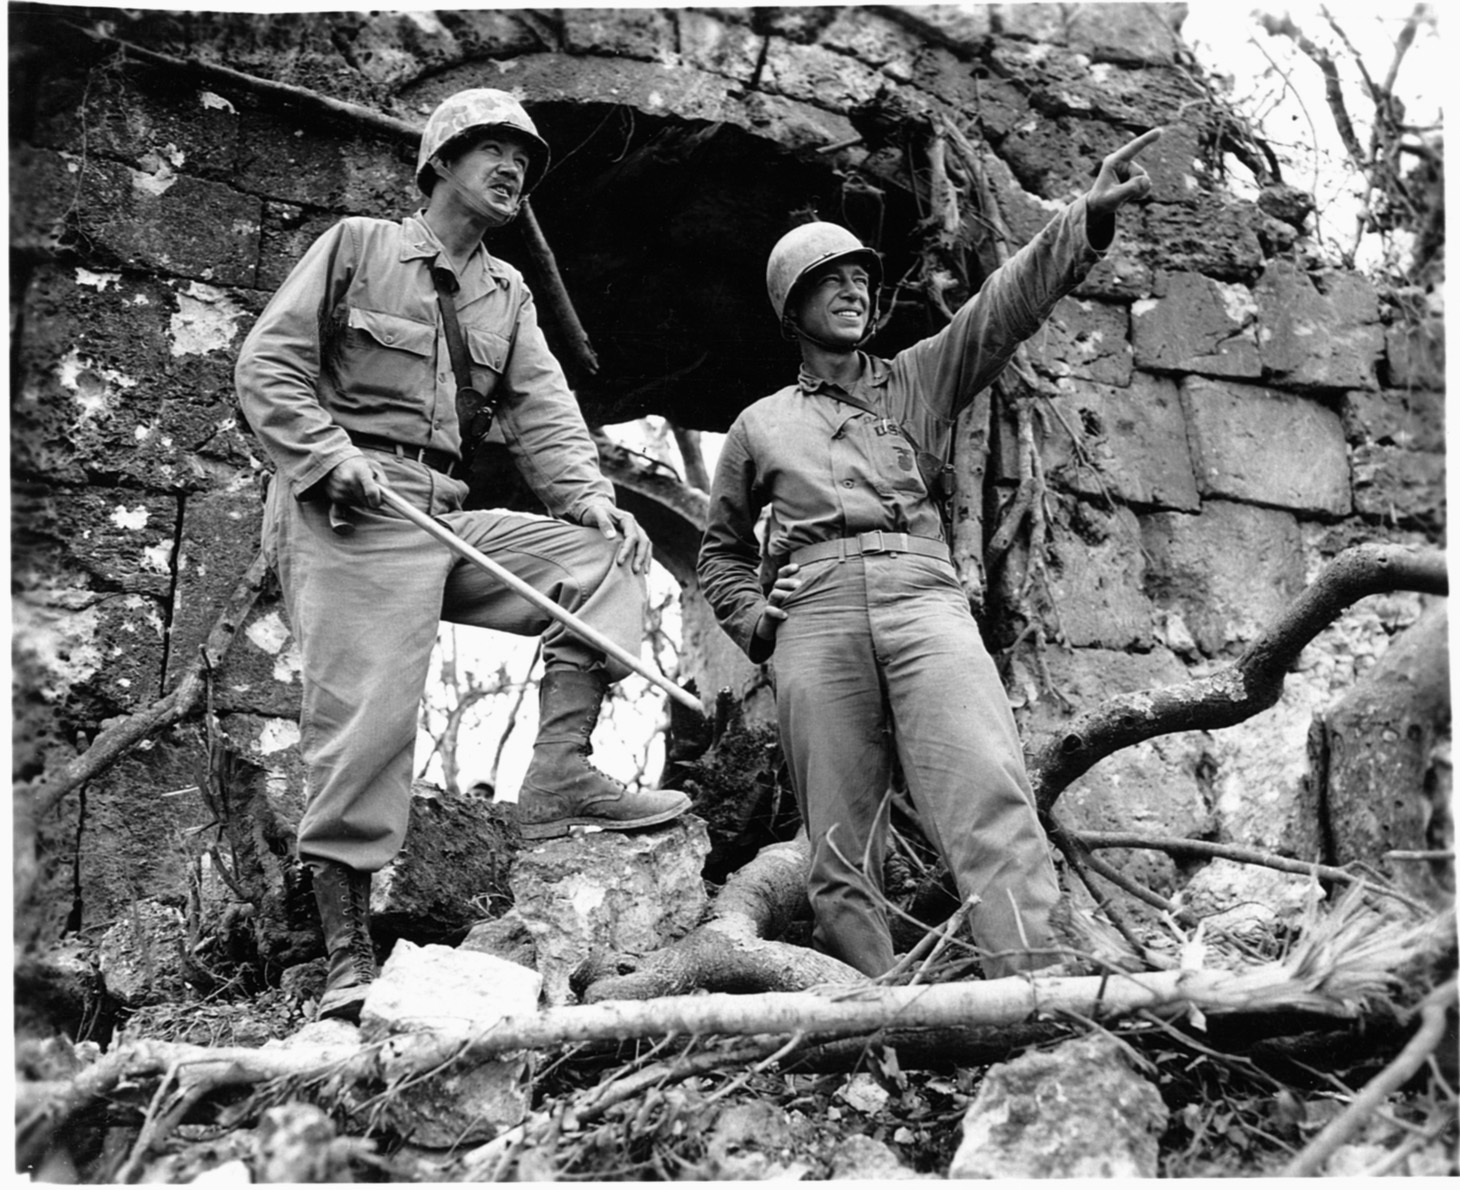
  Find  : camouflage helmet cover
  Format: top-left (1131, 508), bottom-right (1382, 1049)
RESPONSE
top-left (765, 221), bottom-right (883, 338)
top-left (416, 88), bottom-right (551, 195)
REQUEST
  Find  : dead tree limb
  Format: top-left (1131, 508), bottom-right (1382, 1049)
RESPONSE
top-left (25, 898), bottom-right (1448, 1155)
top-left (520, 203), bottom-right (599, 377)
top-left (1029, 544), bottom-right (1447, 812)
top-left (27, 548), bottom-right (270, 821)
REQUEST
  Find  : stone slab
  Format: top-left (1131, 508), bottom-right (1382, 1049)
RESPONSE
top-left (1255, 261), bottom-right (1383, 390)
top-left (1181, 377), bottom-right (1352, 516)
top-left (1043, 372), bottom-right (1200, 511)
top-left (1133, 271), bottom-right (1262, 378)
top-left (1141, 500), bottom-right (1307, 656)
top-left (1045, 501), bottom-right (1155, 650)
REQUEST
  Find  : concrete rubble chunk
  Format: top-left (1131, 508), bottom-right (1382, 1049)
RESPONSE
top-left (510, 815), bottom-right (711, 1004)
top-left (98, 900), bottom-right (190, 1007)
top-left (357, 941), bottom-right (543, 1145)
top-left (828, 1132), bottom-right (925, 1179)
top-left (361, 939), bottom-right (540, 1036)
top-left (1385, 317), bottom-right (1445, 390)
top-left (948, 1031), bottom-right (1168, 1178)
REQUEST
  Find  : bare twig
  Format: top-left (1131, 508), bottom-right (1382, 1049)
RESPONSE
top-left (1283, 977), bottom-right (1457, 1176)
top-left (1077, 831), bottom-right (1426, 913)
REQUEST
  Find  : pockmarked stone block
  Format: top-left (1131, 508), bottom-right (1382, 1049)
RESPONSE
top-left (1066, 2), bottom-right (1186, 65)
top-left (1043, 372), bottom-right (1200, 511)
top-left (1342, 388), bottom-right (1445, 451)
top-left (167, 488), bottom-right (269, 691)
top-left (1385, 317), bottom-right (1445, 390)
top-left (1026, 295), bottom-right (1131, 386)
top-left (560, 7), bottom-right (676, 61)
top-left (1141, 499), bottom-right (1307, 656)
top-left (1044, 501), bottom-right (1155, 650)
top-left (674, 9), bottom-right (764, 79)
top-left (1141, 197), bottom-right (1265, 279)
top-left (1256, 260), bottom-right (1383, 389)
top-left (1132, 271), bottom-right (1261, 378)
top-left (69, 155), bottom-right (262, 288)
top-left (1016, 645), bottom-right (1210, 902)
top-left (1181, 377), bottom-right (1352, 516)
top-left (760, 37), bottom-right (901, 111)
top-left (1350, 443), bottom-right (1445, 529)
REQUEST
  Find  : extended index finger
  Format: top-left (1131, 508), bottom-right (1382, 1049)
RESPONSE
top-left (1110, 127), bottom-right (1162, 163)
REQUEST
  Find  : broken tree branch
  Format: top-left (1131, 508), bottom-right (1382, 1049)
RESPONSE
top-left (1028, 544), bottom-right (1447, 812)
top-left (24, 892), bottom-right (1447, 1155)
top-left (27, 548), bottom-right (271, 821)
top-left (520, 202), bottom-right (599, 377)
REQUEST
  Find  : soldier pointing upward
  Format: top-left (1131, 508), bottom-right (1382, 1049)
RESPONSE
top-left (699, 129), bottom-right (1161, 979)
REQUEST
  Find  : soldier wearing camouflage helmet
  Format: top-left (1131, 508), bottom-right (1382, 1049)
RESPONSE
top-left (699, 129), bottom-right (1163, 981)
top-left (236, 87), bottom-right (689, 1022)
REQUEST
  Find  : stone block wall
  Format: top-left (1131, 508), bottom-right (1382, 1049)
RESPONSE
top-left (10, 5), bottom-right (1445, 944)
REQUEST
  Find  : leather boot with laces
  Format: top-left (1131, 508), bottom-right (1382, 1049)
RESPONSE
top-left (515, 667), bottom-right (691, 841)
top-left (308, 858), bottom-right (378, 1022)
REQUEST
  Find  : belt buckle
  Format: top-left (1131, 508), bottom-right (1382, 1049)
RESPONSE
top-left (859, 530), bottom-right (890, 555)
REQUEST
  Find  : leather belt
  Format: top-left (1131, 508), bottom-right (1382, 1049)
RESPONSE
top-left (790, 531), bottom-right (949, 566)
top-left (347, 431), bottom-right (458, 477)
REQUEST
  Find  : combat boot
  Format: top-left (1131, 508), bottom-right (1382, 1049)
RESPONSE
top-left (515, 667), bottom-right (691, 840)
top-left (308, 858), bottom-right (378, 1022)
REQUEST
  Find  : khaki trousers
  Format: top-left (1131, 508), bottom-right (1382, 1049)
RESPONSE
top-left (263, 453), bottom-right (645, 871)
top-left (771, 551), bottom-right (1060, 978)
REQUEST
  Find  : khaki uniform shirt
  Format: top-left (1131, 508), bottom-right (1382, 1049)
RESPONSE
top-left (235, 213), bottom-right (611, 521)
top-left (698, 197), bottom-right (1104, 659)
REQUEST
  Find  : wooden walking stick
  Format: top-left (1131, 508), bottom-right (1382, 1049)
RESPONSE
top-left (371, 486), bottom-right (706, 716)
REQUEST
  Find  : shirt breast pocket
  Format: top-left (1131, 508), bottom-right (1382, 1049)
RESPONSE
top-left (342, 307), bottom-right (435, 407)
top-left (465, 327), bottom-right (510, 401)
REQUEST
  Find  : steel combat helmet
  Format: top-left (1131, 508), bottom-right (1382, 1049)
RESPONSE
top-left (765, 221), bottom-right (883, 341)
top-left (416, 88), bottom-right (551, 196)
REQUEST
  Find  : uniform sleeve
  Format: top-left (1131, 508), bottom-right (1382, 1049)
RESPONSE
top-left (493, 286), bottom-right (614, 521)
top-left (897, 196), bottom-right (1104, 421)
top-left (697, 418), bottom-right (775, 662)
top-left (234, 220), bottom-right (362, 498)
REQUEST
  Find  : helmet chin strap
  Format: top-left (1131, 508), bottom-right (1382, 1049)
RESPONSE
top-left (431, 159), bottom-right (521, 228)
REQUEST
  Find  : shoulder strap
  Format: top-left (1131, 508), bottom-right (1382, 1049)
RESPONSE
top-left (428, 259), bottom-right (498, 452)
